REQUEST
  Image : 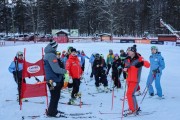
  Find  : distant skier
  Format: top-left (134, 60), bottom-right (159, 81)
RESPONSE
top-left (112, 53), bottom-right (123, 88)
top-left (89, 53), bottom-right (96, 79)
top-left (124, 46), bottom-right (150, 115)
top-left (146, 46), bottom-right (165, 99)
top-left (119, 49), bottom-right (128, 81)
top-left (93, 53), bottom-right (108, 92)
top-left (106, 49), bottom-right (114, 75)
top-left (77, 50), bottom-right (85, 71)
top-left (61, 50), bottom-right (68, 67)
top-left (44, 40), bottom-right (66, 117)
top-left (81, 50), bottom-right (90, 72)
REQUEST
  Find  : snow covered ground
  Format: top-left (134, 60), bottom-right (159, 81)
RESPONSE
top-left (0, 42), bottom-right (180, 120)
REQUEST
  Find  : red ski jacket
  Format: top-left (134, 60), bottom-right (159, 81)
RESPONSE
top-left (66, 55), bottom-right (82, 79)
top-left (125, 53), bottom-right (150, 83)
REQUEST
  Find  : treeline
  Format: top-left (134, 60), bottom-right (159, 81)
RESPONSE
top-left (0, 0), bottom-right (179, 36)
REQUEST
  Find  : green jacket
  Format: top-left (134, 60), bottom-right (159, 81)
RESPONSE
top-left (106, 54), bottom-right (114, 64)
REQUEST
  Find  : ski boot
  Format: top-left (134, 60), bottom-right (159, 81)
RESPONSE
top-left (68, 98), bottom-right (76, 105)
top-left (104, 86), bottom-right (109, 93)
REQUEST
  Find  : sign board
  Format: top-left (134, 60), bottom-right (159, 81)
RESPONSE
top-left (70, 29), bottom-right (79, 37)
top-left (164, 41), bottom-right (176, 46)
top-left (176, 42), bottom-right (180, 46)
top-left (151, 41), bottom-right (164, 45)
top-left (120, 40), bottom-right (135, 43)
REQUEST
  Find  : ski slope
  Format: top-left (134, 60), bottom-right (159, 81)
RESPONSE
top-left (0, 42), bottom-right (180, 120)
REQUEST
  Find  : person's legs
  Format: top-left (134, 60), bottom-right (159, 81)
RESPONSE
top-left (147, 73), bottom-right (154, 95)
top-left (155, 74), bottom-right (162, 97)
top-left (126, 82), bottom-right (139, 112)
top-left (47, 82), bottom-right (63, 116)
top-left (71, 79), bottom-right (80, 98)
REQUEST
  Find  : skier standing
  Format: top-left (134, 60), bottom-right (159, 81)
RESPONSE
top-left (8, 51), bottom-right (26, 100)
top-left (89, 53), bottom-right (96, 79)
top-left (106, 49), bottom-right (114, 75)
top-left (124, 46), bottom-right (150, 114)
top-left (119, 49), bottom-right (128, 81)
top-left (112, 53), bottom-right (123, 88)
top-left (93, 53), bottom-right (108, 92)
top-left (81, 50), bottom-right (90, 72)
top-left (146, 46), bottom-right (165, 98)
top-left (66, 48), bottom-right (83, 103)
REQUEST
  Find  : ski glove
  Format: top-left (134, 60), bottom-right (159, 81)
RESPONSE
top-left (135, 61), bottom-right (144, 68)
top-left (152, 68), bottom-right (160, 74)
top-left (117, 66), bottom-right (122, 70)
top-left (13, 71), bottom-right (16, 76)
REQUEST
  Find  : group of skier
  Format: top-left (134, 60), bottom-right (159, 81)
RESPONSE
top-left (8, 39), bottom-right (165, 118)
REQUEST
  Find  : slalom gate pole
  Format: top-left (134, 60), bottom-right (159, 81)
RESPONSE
top-left (111, 77), bottom-right (115, 110)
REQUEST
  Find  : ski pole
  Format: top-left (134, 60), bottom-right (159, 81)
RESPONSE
top-left (121, 72), bottom-right (128, 120)
top-left (121, 81), bottom-right (127, 120)
top-left (141, 86), bottom-right (147, 96)
top-left (140, 73), bottom-right (156, 104)
top-left (86, 63), bottom-right (90, 75)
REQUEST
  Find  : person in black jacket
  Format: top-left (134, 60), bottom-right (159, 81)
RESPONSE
top-left (93, 53), bottom-right (108, 92)
top-left (112, 53), bottom-right (123, 88)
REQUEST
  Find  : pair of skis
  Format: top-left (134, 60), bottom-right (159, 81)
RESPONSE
top-left (23, 112), bottom-right (95, 119)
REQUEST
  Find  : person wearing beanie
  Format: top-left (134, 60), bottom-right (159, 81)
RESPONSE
top-left (81, 50), bottom-right (90, 72)
top-left (49, 39), bottom-right (58, 49)
top-left (106, 49), bottom-right (114, 75)
top-left (8, 51), bottom-right (26, 100)
top-left (112, 53), bottom-right (123, 88)
top-left (93, 53), bottom-right (108, 92)
top-left (89, 52), bottom-right (96, 79)
top-left (123, 47), bottom-right (150, 115)
top-left (146, 46), bottom-right (165, 98)
top-left (66, 48), bottom-right (83, 104)
top-left (119, 49), bottom-right (128, 81)
top-left (76, 50), bottom-right (85, 71)
top-left (44, 40), bottom-right (67, 118)
top-left (61, 50), bottom-right (68, 67)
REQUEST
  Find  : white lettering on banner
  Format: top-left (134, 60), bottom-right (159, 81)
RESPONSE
top-left (27, 65), bottom-right (40, 73)
top-left (164, 41), bottom-right (176, 46)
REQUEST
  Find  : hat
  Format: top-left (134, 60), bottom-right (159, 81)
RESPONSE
top-left (16, 51), bottom-right (23, 57)
top-left (49, 39), bottom-right (58, 48)
top-left (95, 53), bottom-right (100, 58)
top-left (77, 50), bottom-right (80, 54)
top-left (109, 49), bottom-right (113, 52)
top-left (114, 53), bottom-right (119, 57)
top-left (100, 54), bottom-right (104, 58)
top-left (71, 48), bottom-right (77, 53)
top-left (133, 44), bottom-right (137, 48)
top-left (56, 51), bottom-right (61, 55)
top-left (129, 47), bottom-right (137, 53)
top-left (120, 49), bottom-right (124, 53)
top-left (151, 46), bottom-right (158, 50)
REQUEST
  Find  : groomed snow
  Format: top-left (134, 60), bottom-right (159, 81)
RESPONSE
top-left (0, 42), bottom-right (180, 120)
